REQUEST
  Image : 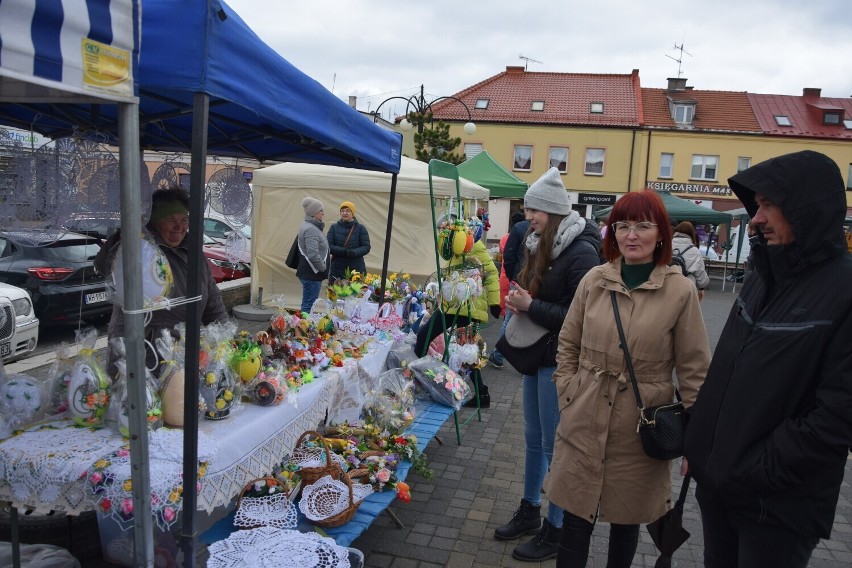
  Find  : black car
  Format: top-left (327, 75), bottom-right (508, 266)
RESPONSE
top-left (0, 230), bottom-right (112, 325)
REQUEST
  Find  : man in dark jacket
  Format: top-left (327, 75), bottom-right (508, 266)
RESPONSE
top-left (684, 150), bottom-right (852, 567)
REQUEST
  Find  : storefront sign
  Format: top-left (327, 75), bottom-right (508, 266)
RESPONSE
top-left (646, 181), bottom-right (732, 197)
top-left (577, 192), bottom-right (616, 206)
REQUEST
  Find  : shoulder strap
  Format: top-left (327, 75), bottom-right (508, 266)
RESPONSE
top-left (610, 291), bottom-right (645, 411)
top-left (342, 224), bottom-right (356, 248)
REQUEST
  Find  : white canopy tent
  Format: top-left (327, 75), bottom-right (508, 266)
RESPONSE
top-left (251, 157), bottom-right (490, 307)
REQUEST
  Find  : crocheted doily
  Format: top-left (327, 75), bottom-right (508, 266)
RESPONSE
top-left (207, 526), bottom-right (350, 568)
top-left (298, 475), bottom-right (373, 521)
top-left (234, 492), bottom-right (298, 529)
top-left (291, 445), bottom-right (348, 472)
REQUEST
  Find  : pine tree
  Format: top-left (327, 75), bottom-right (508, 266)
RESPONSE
top-left (408, 111), bottom-right (465, 165)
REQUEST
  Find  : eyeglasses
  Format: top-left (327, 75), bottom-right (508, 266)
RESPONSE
top-left (612, 221), bottom-right (657, 235)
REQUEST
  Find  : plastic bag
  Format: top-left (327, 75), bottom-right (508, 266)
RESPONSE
top-left (66, 327), bottom-right (111, 428)
top-left (200, 321), bottom-right (240, 420)
top-left (110, 337), bottom-right (162, 436)
top-left (363, 368), bottom-right (416, 434)
top-left (109, 230), bottom-right (173, 309)
top-left (407, 355), bottom-right (472, 410)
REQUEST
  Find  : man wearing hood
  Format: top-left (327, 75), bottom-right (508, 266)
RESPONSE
top-left (684, 150), bottom-right (852, 567)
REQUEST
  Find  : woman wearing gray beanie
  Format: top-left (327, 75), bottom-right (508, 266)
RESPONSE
top-left (494, 167), bottom-right (601, 562)
top-left (296, 196), bottom-right (329, 312)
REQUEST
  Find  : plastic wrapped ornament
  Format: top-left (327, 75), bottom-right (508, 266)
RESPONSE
top-left (117, 374), bottom-right (163, 437)
top-left (200, 360), bottom-right (237, 420)
top-left (111, 235), bottom-right (173, 309)
top-left (67, 361), bottom-right (111, 427)
top-left (0, 374), bottom-right (44, 430)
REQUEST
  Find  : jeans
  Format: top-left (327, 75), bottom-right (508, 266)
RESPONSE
top-left (299, 278), bottom-right (322, 313)
top-left (522, 366), bottom-right (562, 527)
top-left (696, 484), bottom-right (819, 568)
top-left (490, 311), bottom-right (512, 363)
top-left (557, 511), bottom-right (639, 568)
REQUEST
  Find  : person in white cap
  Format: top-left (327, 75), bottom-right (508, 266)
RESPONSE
top-left (495, 167), bottom-right (601, 561)
top-left (296, 196), bottom-right (329, 313)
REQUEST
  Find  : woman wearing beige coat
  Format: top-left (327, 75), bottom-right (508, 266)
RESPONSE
top-left (543, 190), bottom-right (710, 567)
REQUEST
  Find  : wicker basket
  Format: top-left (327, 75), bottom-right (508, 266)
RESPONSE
top-left (235, 476), bottom-right (300, 530)
top-left (293, 430), bottom-right (343, 487)
top-left (313, 470), bottom-right (366, 528)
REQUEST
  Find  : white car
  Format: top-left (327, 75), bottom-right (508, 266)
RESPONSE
top-left (0, 283), bottom-right (39, 362)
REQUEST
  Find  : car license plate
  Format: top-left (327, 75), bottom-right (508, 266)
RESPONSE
top-left (85, 291), bottom-right (108, 304)
top-left (0, 342), bottom-right (10, 357)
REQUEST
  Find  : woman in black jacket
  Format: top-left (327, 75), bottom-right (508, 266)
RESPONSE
top-left (494, 168), bottom-right (601, 562)
top-left (327, 201), bottom-right (370, 280)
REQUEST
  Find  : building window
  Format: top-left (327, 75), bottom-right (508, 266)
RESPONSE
top-left (844, 119), bottom-right (852, 129)
top-left (178, 173), bottom-right (191, 190)
top-left (530, 100), bottom-right (545, 112)
top-left (590, 102), bottom-right (604, 114)
top-left (673, 103), bottom-right (695, 124)
top-left (774, 115), bottom-right (792, 126)
top-left (464, 143), bottom-right (483, 160)
top-left (824, 112), bottom-right (841, 125)
top-left (549, 147), bottom-right (569, 173)
top-left (584, 148), bottom-right (605, 176)
top-left (659, 153), bottom-right (674, 178)
top-left (848, 164), bottom-right (852, 190)
top-left (690, 155), bottom-right (718, 181)
top-left (474, 98), bottom-right (489, 110)
top-left (737, 157), bottom-right (751, 172)
top-left (513, 145), bottom-right (533, 171)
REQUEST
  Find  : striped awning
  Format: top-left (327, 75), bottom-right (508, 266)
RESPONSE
top-left (0, 0), bottom-right (139, 103)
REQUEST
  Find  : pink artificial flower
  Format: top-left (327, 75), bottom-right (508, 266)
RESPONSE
top-left (116, 448), bottom-right (130, 458)
top-left (162, 507), bottom-right (176, 523)
top-left (376, 469), bottom-right (391, 484)
top-left (90, 472), bottom-right (104, 484)
top-left (121, 498), bottom-right (134, 517)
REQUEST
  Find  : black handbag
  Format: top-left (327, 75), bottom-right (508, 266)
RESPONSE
top-left (495, 312), bottom-right (557, 375)
top-left (284, 237), bottom-right (300, 270)
top-left (610, 291), bottom-right (687, 461)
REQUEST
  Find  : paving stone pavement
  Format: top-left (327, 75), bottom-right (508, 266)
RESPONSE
top-left (345, 283), bottom-right (852, 568)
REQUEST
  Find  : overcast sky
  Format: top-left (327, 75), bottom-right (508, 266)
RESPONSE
top-left (227, 0), bottom-right (852, 122)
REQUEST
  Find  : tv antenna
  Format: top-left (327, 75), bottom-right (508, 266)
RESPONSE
top-left (665, 42), bottom-right (692, 78)
top-left (519, 54), bottom-right (543, 70)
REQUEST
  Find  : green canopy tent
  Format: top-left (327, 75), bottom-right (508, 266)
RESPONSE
top-left (458, 151), bottom-right (528, 198)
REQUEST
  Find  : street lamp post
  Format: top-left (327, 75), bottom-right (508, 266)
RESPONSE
top-left (370, 85), bottom-right (476, 305)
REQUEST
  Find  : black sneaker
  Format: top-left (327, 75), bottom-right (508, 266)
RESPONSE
top-left (488, 352), bottom-right (504, 369)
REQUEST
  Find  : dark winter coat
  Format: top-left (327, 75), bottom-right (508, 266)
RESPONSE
top-left (327, 219), bottom-right (370, 279)
top-left (684, 150), bottom-right (852, 538)
top-left (525, 219), bottom-right (601, 334)
top-left (502, 220), bottom-right (530, 282)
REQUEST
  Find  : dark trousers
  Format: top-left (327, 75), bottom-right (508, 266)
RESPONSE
top-left (557, 511), bottom-right (638, 568)
top-left (696, 484), bottom-right (819, 568)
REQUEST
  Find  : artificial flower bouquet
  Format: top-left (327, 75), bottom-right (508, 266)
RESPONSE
top-left (199, 322), bottom-right (240, 420)
top-left (363, 368), bottom-right (416, 435)
top-left (407, 355), bottom-right (473, 411)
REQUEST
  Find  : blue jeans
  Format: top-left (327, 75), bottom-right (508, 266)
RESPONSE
top-left (522, 366), bottom-right (563, 527)
top-left (490, 311), bottom-right (512, 363)
top-left (299, 279), bottom-right (322, 313)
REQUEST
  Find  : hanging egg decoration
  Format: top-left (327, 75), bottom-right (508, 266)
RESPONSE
top-left (112, 236), bottom-right (173, 309)
top-left (1, 375), bottom-right (43, 428)
top-left (439, 229), bottom-right (455, 260)
top-left (452, 228), bottom-right (468, 255)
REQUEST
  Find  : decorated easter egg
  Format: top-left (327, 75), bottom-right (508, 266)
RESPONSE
top-left (464, 232), bottom-right (474, 254)
top-left (160, 368), bottom-right (185, 428)
top-left (441, 280), bottom-right (455, 302)
top-left (439, 230), bottom-right (454, 261)
top-left (112, 237), bottom-right (173, 308)
top-left (68, 362), bottom-right (110, 427)
top-left (470, 220), bottom-right (484, 242)
top-left (1, 375), bottom-right (42, 422)
top-left (237, 354), bottom-right (261, 382)
top-left (452, 229), bottom-right (467, 255)
top-left (118, 379), bottom-right (161, 437)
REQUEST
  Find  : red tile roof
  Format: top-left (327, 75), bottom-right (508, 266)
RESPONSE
top-left (641, 88), bottom-right (762, 132)
top-left (748, 93), bottom-right (852, 140)
top-left (430, 67), bottom-right (641, 127)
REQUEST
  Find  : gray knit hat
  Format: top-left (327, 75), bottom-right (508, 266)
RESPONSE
top-left (524, 167), bottom-right (571, 215)
top-left (302, 196), bottom-right (324, 217)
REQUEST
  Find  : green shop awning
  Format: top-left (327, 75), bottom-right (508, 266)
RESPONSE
top-left (593, 190), bottom-right (733, 225)
top-left (458, 151), bottom-right (528, 198)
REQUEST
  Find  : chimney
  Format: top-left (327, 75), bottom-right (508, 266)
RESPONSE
top-left (667, 77), bottom-right (688, 91)
top-left (802, 88), bottom-right (821, 98)
top-left (348, 95), bottom-right (357, 108)
top-left (506, 65), bottom-right (525, 74)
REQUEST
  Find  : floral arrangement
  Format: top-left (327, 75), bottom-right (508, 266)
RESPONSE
top-left (361, 272), bottom-right (416, 303)
top-left (242, 469), bottom-right (301, 500)
top-left (407, 356), bottom-right (473, 410)
top-left (328, 269), bottom-right (366, 300)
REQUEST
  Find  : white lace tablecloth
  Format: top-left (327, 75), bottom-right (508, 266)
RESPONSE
top-left (0, 372), bottom-right (342, 516)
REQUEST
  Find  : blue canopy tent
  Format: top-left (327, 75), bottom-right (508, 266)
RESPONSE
top-left (1, 1), bottom-right (403, 565)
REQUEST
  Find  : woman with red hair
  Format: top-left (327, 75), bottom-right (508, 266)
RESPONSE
top-left (543, 190), bottom-right (710, 567)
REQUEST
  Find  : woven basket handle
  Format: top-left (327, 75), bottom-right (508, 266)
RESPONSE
top-left (296, 430), bottom-right (334, 467)
top-left (342, 470), bottom-right (357, 507)
top-left (237, 476), bottom-right (277, 508)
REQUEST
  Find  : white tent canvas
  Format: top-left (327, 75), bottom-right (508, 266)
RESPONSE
top-left (251, 157), bottom-right (490, 308)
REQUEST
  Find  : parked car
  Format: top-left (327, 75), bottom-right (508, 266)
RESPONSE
top-left (204, 234), bottom-right (250, 283)
top-left (0, 230), bottom-right (112, 326)
top-left (0, 283), bottom-right (39, 361)
top-left (204, 216), bottom-right (252, 264)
